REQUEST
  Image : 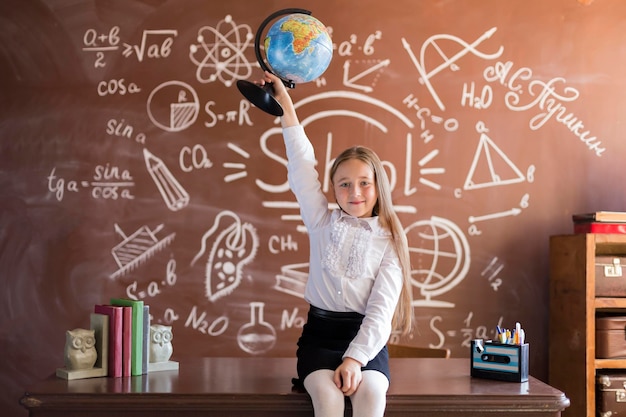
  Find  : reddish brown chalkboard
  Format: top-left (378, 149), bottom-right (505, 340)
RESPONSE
top-left (2, 1), bottom-right (626, 416)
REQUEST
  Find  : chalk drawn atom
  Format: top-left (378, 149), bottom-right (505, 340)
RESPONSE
top-left (189, 15), bottom-right (255, 87)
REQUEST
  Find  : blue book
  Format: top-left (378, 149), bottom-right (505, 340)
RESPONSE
top-left (142, 304), bottom-right (150, 374)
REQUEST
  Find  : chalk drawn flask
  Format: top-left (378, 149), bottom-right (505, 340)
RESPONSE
top-left (237, 302), bottom-right (276, 355)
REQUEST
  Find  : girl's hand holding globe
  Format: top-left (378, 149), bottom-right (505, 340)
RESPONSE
top-left (236, 9), bottom-right (333, 116)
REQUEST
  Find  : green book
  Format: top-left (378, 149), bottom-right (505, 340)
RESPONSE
top-left (110, 298), bottom-right (144, 376)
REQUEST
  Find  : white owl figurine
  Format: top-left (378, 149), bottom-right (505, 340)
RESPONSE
top-left (149, 324), bottom-right (173, 363)
top-left (64, 328), bottom-right (97, 371)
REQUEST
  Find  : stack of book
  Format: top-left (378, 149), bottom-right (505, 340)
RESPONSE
top-left (57, 298), bottom-right (150, 380)
top-left (572, 211), bottom-right (626, 234)
top-left (95, 298), bottom-right (150, 378)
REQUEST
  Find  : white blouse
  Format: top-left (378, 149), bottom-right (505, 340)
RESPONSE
top-left (283, 125), bottom-right (404, 366)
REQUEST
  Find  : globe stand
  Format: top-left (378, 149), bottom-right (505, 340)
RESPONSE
top-left (236, 8), bottom-right (311, 117)
top-left (236, 80), bottom-right (286, 117)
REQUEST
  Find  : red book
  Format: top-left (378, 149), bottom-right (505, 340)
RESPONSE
top-left (574, 222), bottom-right (626, 234)
top-left (111, 298), bottom-right (144, 376)
top-left (120, 306), bottom-right (133, 377)
top-left (94, 305), bottom-right (123, 377)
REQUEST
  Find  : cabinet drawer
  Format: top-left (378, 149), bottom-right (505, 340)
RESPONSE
top-left (596, 316), bottom-right (626, 359)
top-left (596, 256), bottom-right (626, 297)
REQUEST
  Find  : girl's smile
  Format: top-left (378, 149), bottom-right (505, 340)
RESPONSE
top-left (332, 158), bottom-right (378, 218)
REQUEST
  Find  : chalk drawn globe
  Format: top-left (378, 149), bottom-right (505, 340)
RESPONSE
top-left (405, 217), bottom-right (471, 308)
top-left (263, 13), bottom-right (333, 84)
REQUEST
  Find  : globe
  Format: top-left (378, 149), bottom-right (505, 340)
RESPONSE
top-left (404, 217), bottom-right (471, 308)
top-left (263, 13), bottom-right (333, 84)
top-left (236, 9), bottom-right (333, 116)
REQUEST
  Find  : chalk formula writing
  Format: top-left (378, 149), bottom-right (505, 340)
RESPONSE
top-left (126, 258), bottom-right (177, 301)
top-left (47, 166), bottom-right (135, 201)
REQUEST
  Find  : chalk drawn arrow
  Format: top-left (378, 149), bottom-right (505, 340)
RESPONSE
top-left (342, 59), bottom-right (390, 93)
top-left (468, 207), bottom-right (521, 224)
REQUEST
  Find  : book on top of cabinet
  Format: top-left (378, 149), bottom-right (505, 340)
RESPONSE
top-left (572, 211), bottom-right (626, 223)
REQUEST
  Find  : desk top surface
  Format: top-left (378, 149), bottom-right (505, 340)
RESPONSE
top-left (24, 357), bottom-right (567, 401)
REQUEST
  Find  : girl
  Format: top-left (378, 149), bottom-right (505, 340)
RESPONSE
top-left (259, 72), bottom-right (413, 417)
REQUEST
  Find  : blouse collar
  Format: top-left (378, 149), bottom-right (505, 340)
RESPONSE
top-left (336, 209), bottom-right (387, 235)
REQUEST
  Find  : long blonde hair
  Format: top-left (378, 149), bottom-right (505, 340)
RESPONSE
top-left (330, 146), bottom-right (413, 335)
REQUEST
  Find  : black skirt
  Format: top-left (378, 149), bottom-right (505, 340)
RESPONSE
top-left (293, 304), bottom-right (390, 389)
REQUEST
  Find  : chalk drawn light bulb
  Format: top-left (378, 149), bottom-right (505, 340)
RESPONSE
top-left (237, 302), bottom-right (276, 355)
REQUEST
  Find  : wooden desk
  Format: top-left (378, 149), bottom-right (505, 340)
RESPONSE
top-left (21, 357), bottom-right (569, 417)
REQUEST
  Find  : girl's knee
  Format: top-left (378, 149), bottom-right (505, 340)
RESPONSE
top-left (304, 370), bottom-right (345, 410)
top-left (350, 371), bottom-right (388, 417)
top-left (360, 370), bottom-right (389, 393)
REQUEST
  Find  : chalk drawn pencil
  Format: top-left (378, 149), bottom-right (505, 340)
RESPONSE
top-left (143, 148), bottom-right (189, 211)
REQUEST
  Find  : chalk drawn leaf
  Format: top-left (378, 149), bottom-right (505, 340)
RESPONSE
top-left (205, 222), bottom-right (258, 302)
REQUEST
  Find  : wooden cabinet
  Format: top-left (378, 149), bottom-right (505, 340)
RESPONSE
top-left (549, 234), bottom-right (626, 417)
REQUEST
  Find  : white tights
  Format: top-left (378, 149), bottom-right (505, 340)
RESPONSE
top-left (303, 369), bottom-right (389, 417)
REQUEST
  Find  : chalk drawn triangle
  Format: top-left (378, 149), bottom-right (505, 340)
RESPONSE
top-left (463, 133), bottom-right (525, 190)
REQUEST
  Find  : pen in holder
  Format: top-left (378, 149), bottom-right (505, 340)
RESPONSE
top-left (470, 339), bottom-right (529, 382)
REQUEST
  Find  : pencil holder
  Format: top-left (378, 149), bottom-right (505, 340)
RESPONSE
top-left (470, 339), bottom-right (529, 382)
